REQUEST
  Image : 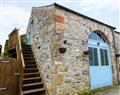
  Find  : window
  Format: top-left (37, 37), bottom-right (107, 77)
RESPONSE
top-left (88, 32), bottom-right (105, 42)
top-left (100, 49), bottom-right (109, 66)
top-left (88, 32), bottom-right (110, 66)
top-left (89, 47), bottom-right (99, 66)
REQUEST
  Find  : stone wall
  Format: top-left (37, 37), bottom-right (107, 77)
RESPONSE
top-left (114, 32), bottom-right (120, 65)
top-left (26, 5), bottom-right (55, 95)
top-left (114, 32), bottom-right (120, 81)
top-left (114, 32), bottom-right (120, 54)
top-left (51, 6), bottom-right (118, 95)
top-left (26, 4), bottom-right (118, 95)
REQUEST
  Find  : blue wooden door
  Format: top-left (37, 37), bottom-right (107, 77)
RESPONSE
top-left (88, 32), bottom-right (112, 89)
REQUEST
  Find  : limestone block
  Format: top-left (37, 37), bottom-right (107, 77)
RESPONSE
top-left (47, 84), bottom-right (53, 95)
top-left (62, 93), bottom-right (70, 95)
top-left (53, 74), bottom-right (64, 85)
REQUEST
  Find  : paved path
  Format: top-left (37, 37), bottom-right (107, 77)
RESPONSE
top-left (92, 85), bottom-right (120, 95)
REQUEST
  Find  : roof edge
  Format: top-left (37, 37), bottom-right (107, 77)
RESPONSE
top-left (32, 3), bottom-right (54, 9)
top-left (114, 31), bottom-right (120, 34)
top-left (54, 3), bottom-right (116, 30)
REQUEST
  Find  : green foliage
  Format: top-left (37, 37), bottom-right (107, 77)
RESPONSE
top-left (78, 89), bottom-right (90, 95)
top-left (3, 40), bottom-right (9, 57)
top-left (20, 34), bottom-right (27, 45)
top-left (4, 47), bottom-right (8, 57)
top-left (90, 85), bottom-right (116, 95)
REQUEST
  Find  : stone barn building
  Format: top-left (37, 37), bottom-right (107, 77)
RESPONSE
top-left (26, 3), bottom-right (120, 95)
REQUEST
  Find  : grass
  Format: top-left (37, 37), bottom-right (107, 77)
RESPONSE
top-left (78, 85), bottom-right (120, 95)
top-left (90, 85), bottom-right (120, 95)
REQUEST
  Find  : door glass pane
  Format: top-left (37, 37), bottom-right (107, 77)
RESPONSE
top-left (104, 50), bottom-right (109, 65)
top-left (94, 48), bottom-right (98, 66)
top-left (89, 47), bottom-right (94, 66)
top-left (100, 49), bottom-right (105, 65)
top-left (100, 49), bottom-right (109, 66)
top-left (89, 47), bottom-right (98, 66)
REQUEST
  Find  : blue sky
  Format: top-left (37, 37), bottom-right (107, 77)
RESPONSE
top-left (0, 0), bottom-right (119, 50)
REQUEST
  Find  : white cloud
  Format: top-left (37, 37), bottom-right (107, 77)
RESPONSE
top-left (2, 5), bottom-right (30, 33)
top-left (0, 0), bottom-right (119, 51)
top-left (3, 6), bottom-right (27, 14)
top-left (63, 0), bottom-right (119, 16)
top-left (1, 5), bottom-right (30, 50)
top-left (60, 0), bottom-right (119, 30)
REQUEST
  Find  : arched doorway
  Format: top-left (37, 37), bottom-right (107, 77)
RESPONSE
top-left (88, 32), bottom-right (112, 89)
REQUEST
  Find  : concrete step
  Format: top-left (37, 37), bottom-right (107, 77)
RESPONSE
top-left (24, 60), bottom-right (36, 65)
top-left (23, 54), bottom-right (34, 57)
top-left (22, 47), bottom-right (32, 51)
top-left (25, 60), bottom-right (36, 62)
top-left (23, 82), bottom-right (43, 91)
top-left (22, 51), bottom-right (33, 54)
top-left (22, 45), bottom-right (31, 48)
top-left (23, 82), bottom-right (43, 87)
top-left (25, 64), bottom-right (37, 68)
top-left (24, 59), bottom-right (35, 62)
top-left (23, 77), bottom-right (42, 84)
top-left (24, 68), bottom-right (38, 70)
top-left (24, 57), bottom-right (35, 59)
top-left (23, 88), bottom-right (45, 95)
top-left (24, 72), bottom-right (40, 78)
top-left (24, 68), bottom-right (38, 73)
top-left (22, 45), bottom-right (46, 95)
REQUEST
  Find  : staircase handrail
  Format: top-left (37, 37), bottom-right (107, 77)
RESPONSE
top-left (8, 28), bottom-right (25, 95)
top-left (16, 32), bottom-right (25, 95)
